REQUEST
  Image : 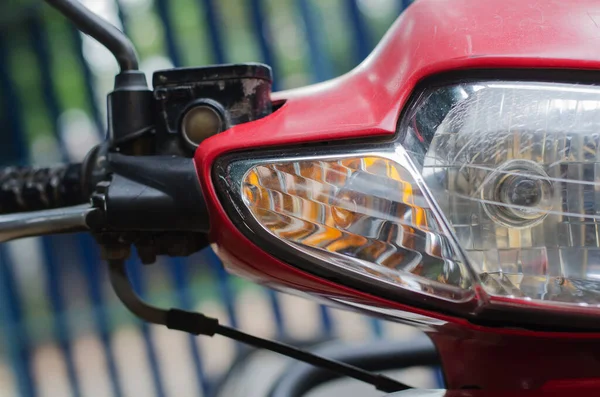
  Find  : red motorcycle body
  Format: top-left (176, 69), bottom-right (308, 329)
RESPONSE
top-left (195, 0), bottom-right (600, 391)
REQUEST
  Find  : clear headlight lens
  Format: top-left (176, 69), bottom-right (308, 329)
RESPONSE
top-left (405, 81), bottom-right (600, 306)
top-left (216, 79), bottom-right (600, 321)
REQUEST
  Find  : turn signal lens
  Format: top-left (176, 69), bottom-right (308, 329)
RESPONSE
top-left (238, 155), bottom-right (472, 302)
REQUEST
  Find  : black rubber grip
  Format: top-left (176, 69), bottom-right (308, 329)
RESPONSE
top-left (0, 164), bottom-right (85, 214)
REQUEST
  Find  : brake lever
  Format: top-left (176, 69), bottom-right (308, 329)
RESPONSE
top-left (0, 204), bottom-right (101, 243)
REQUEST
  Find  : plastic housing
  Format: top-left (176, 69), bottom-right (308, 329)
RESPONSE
top-left (195, 0), bottom-right (600, 390)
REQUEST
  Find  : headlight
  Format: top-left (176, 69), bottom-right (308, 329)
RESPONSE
top-left (409, 81), bottom-right (600, 307)
top-left (215, 79), bottom-right (600, 328)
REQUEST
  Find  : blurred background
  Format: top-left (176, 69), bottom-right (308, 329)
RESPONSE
top-left (0, 1), bottom-right (437, 396)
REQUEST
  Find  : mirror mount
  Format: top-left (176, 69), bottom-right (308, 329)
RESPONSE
top-left (45, 0), bottom-right (139, 72)
top-left (44, 0), bottom-right (154, 149)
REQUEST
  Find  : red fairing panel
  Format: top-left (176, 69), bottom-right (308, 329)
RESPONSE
top-left (195, 0), bottom-right (600, 390)
top-left (429, 324), bottom-right (600, 390)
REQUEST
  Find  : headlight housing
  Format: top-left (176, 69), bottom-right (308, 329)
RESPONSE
top-left (215, 78), bottom-right (600, 329)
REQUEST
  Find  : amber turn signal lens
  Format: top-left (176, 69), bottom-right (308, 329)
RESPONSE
top-left (240, 155), bottom-right (471, 301)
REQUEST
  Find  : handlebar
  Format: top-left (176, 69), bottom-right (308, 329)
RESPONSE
top-left (0, 163), bottom-right (99, 243)
top-left (0, 205), bottom-right (100, 243)
top-left (0, 154), bottom-right (210, 257)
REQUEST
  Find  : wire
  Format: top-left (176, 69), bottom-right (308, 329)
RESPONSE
top-left (107, 260), bottom-right (410, 392)
top-left (269, 337), bottom-right (439, 397)
top-left (165, 309), bottom-right (410, 393)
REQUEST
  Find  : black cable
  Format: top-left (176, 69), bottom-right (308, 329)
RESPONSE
top-left (210, 337), bottom-right (333, 397)
top-left (44, 0), bottom-right (139, 71)
top-left (217, 325), bottom-right (409, 393)
top-left (269, 337), bottom-right (440, 397)
top-left (165, 309), bottom-right (410, 393)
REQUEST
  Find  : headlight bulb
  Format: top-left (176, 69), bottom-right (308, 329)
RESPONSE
top-left (481, 160), bottom-right (554, 228)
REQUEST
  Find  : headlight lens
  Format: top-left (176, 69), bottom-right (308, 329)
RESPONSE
top-left (215, 79), bottom-right (600, 324)
top-left (405, 81), bottom-right (600, 306)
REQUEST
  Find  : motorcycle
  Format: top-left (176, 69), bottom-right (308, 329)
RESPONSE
top-left (4, 0), bottom-right (600, 395)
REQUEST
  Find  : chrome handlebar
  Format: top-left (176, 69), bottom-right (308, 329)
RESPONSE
top-left (0, 205), bottom-right (99, 243)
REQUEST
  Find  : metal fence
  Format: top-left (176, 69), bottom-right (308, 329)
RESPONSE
top-left (0, 1), bottom-right (432, 396)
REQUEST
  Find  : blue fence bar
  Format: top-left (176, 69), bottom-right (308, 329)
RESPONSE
top-left (345, 0), bottom-right (372, 64)
top-left (400, 0), bottom-right (412, 12)
top-left (249, 0), bottom-right (279, 89)
top-left (205, 248), bottom-right (239, 329)
top-left (201, 0), bottom-right (227, 64)
top-left (296, 0), bottom-right (333, 82)
top-left (155, 0), bottom-right (183, 67)
top-left (168, 257), bottom-right (211, 396)
top-left (317, 306), bottom-right (333, 337)
top-left (266, 289), bottom-right (285, 337)
top-left (78, 234), bottom-right (125, 397)
top-left (369, 317), bottom-right (384, 338)
top-left (0, 246), bottom-right (36, 397)
top-left (41, 237), bottom-right (83, 397)
top-left (28, 12), bottom-right (68, 156)
top-left (0, 32), bottom-right (29, 165)
top-left (127, 257), bottom-right (167, 397)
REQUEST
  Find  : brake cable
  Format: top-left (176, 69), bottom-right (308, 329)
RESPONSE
top-left (108, 259), bottom-right (411, 393)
